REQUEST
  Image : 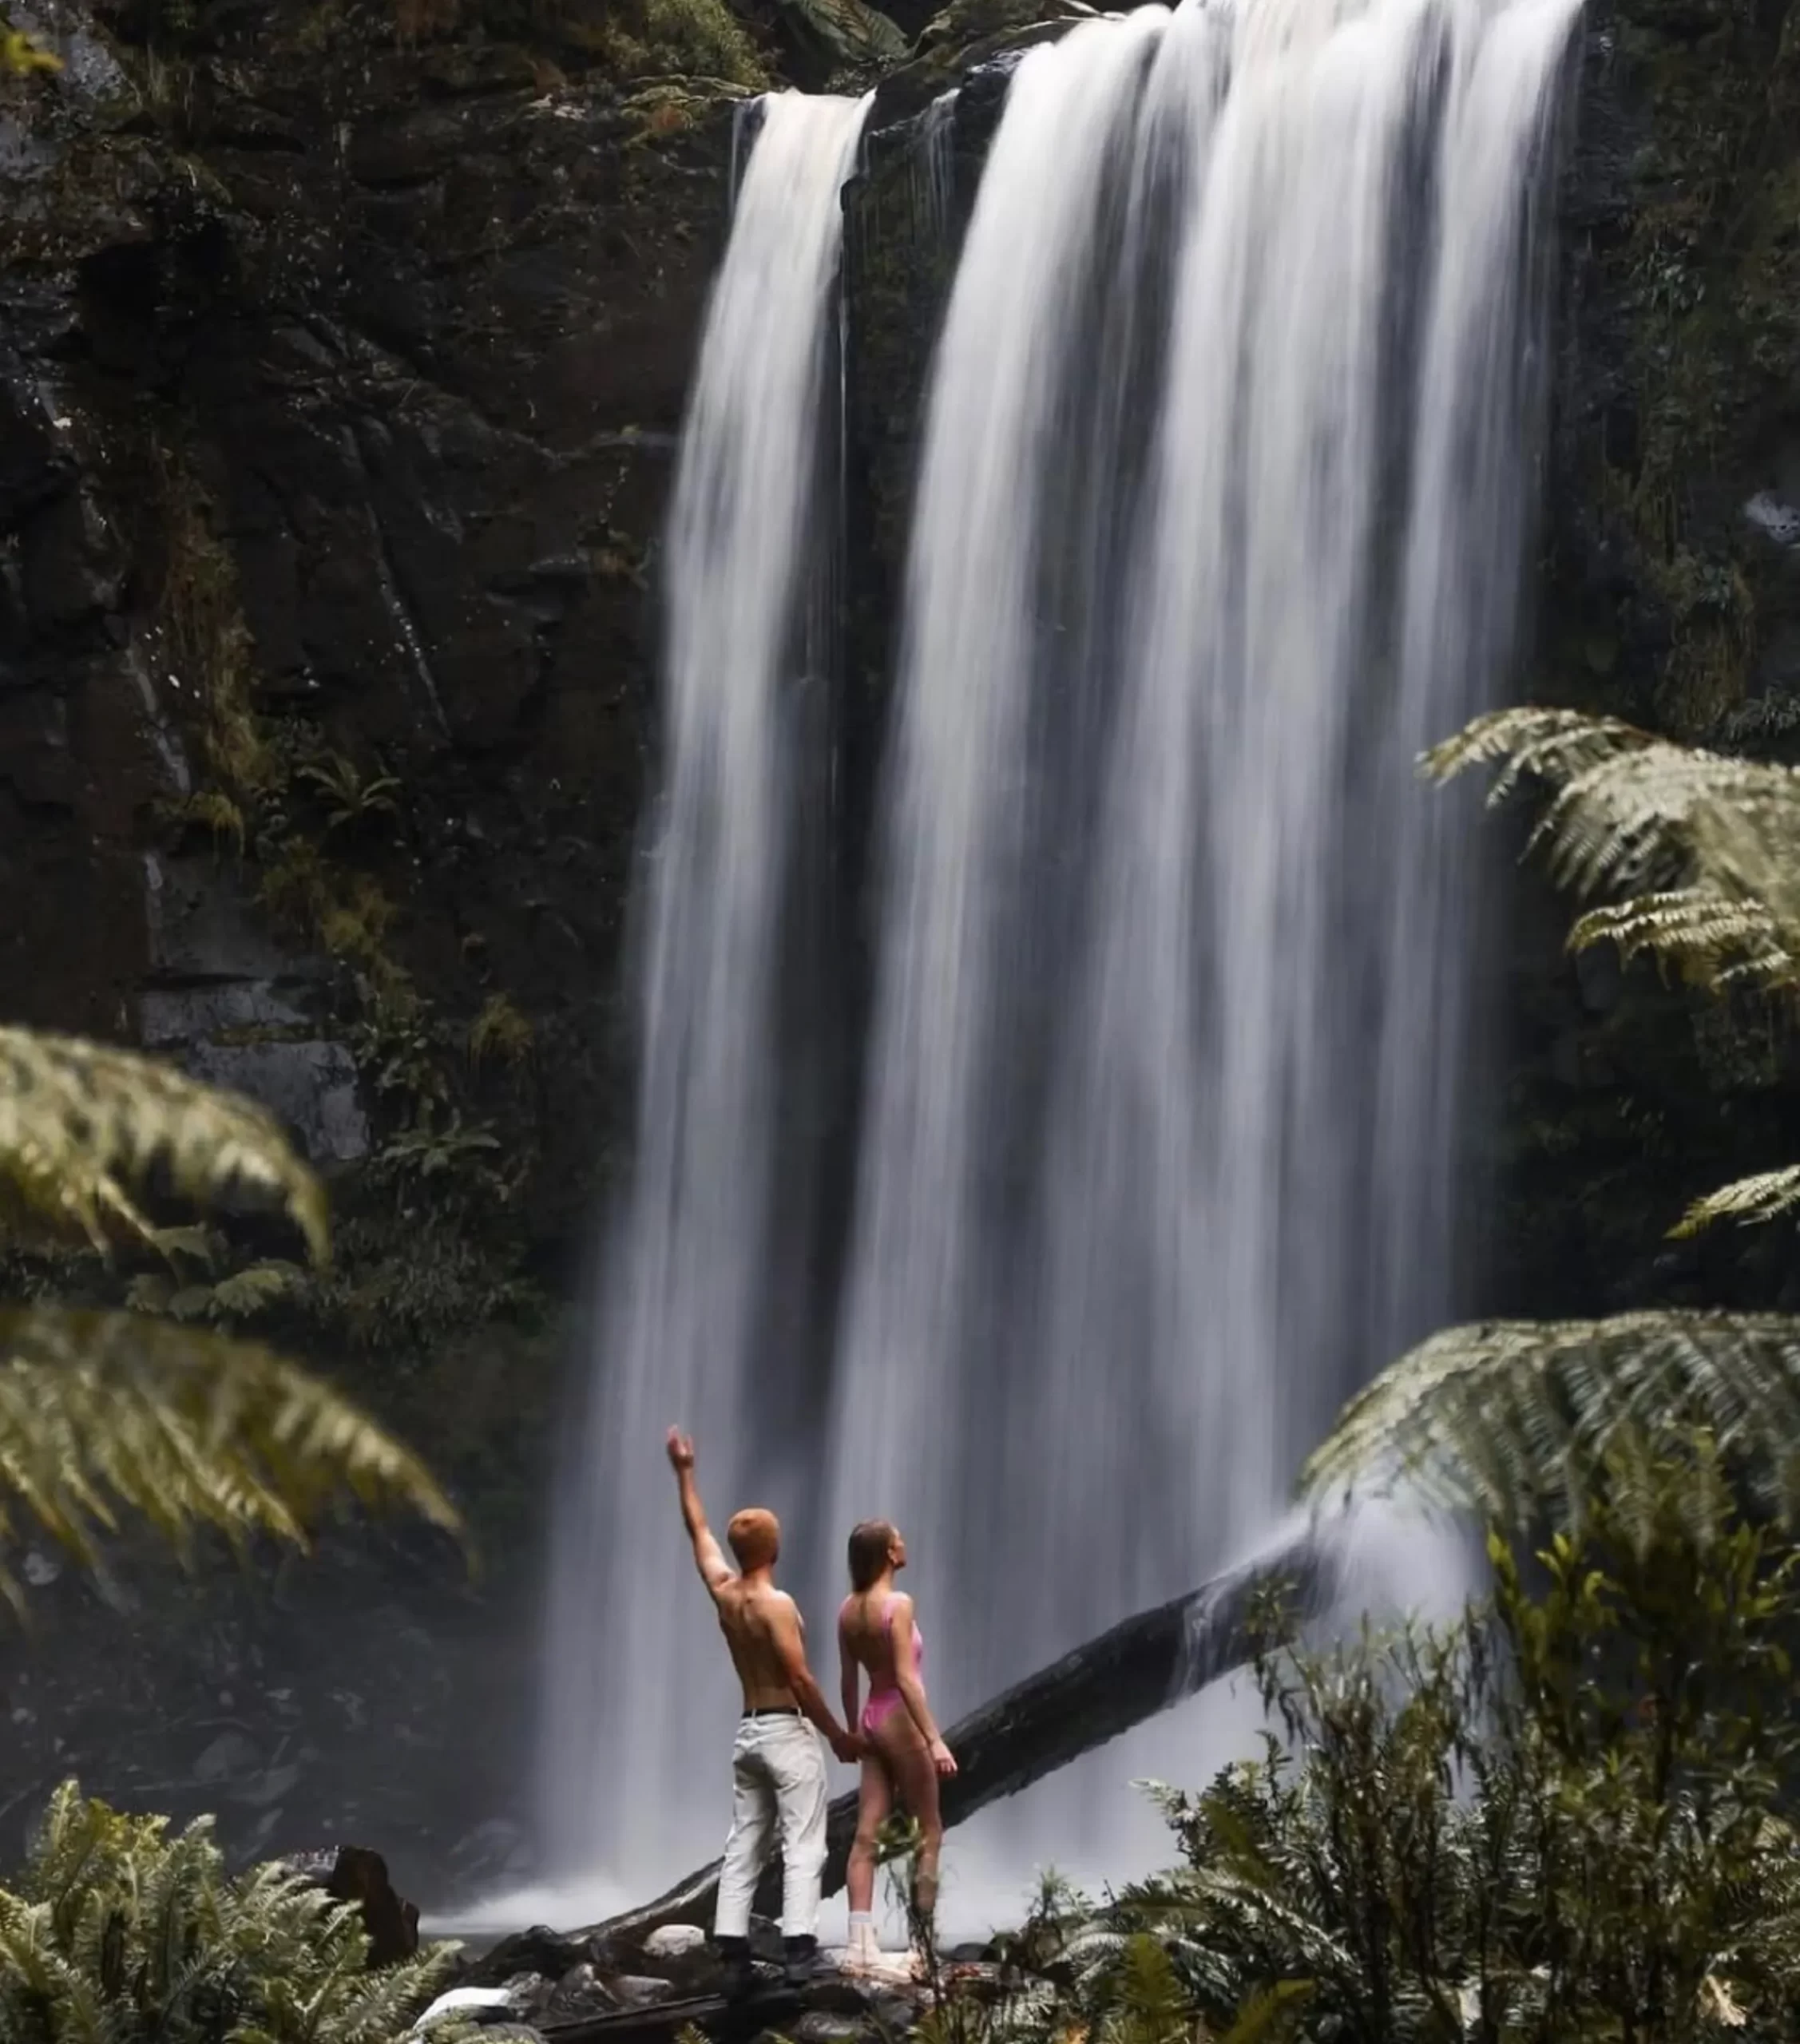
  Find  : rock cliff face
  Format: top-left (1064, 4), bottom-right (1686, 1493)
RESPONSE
top-left (0, 0), bottom-right (753, 1897)
top-left (1, 0), bottom-right (1798, 1903)
top-left (1, 0), bottom-right (745, 1240)
top-left (1497, 0), bottom-right (1800, 1317)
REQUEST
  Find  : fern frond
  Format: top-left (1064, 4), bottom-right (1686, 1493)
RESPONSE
top-left (0, 1028), bottom-right (327, 1264)
top-left (0, 1781), bottom-right (457, 2042)
top-left (207, 1260), bottom-right (311, 1318)
top-left (1424, 705), bottom-right (1655, 803)
top-left (1425, 707), bottom-right (1800, 989)
top-left (1567, 889), bottom-right (1795, 992)
top-left (1215, 1980), bottom-right (1315, 2044)
top-left (1671, 1167), bottom-right (1800, 1237)
top-left (1300, 1312), bottom-right (1800, 1535)
top-left (0, 1305), bottom-right (460, 1605)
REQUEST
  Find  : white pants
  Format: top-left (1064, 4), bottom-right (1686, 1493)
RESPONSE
top-left (714, 1713), bottom-right (828, 1941)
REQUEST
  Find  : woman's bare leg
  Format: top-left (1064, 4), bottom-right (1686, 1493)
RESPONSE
top-left (846, 1753), bottom-right (892, 1916)
top-left (875, 1720), bottom-right (945, 1926)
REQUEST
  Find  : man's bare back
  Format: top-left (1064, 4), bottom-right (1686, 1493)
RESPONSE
top-left (714, 1574), bottom-right (807, 1713)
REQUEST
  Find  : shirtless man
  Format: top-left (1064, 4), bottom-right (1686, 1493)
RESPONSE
top-left (666, 1428), bottom-right (860, 1989)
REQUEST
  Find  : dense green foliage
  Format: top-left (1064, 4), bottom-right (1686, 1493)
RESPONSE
top-left (0, 1783), bottom-right (456, 2043)
top-left (946, 1444), bottom-right (1800, 2043)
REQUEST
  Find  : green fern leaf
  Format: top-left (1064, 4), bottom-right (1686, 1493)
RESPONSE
top-left (1425, 707), bottom-right (1800, 990)
top-left (1215, 1979), bottom-right (1314, 2044)
top-left (0, 1028), bottom-right (328, 1264)
top-left (207, 1259), bottom-right (309, 1318)
top-left (1301, 1312), bottom-right (1800, 1535)
top-left (0, 1305), bottom-right (461, 1607)
top-left (0, 1781), bottom-right (457, 2042)
top-left (1672, 1167), bottom-right (1800, 1238)
top-left (1568, 889), bottom-right (1794, 992)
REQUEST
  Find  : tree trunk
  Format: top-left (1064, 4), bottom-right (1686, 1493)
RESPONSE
top-left (592, 1527), bottom-right (1337, 1943)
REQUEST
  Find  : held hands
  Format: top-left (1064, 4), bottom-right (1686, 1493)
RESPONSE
top-left (930, 1737), bottom-right (957, 1778)
top-left (831, 1728), bottom-right (866, 1765)
top-left (665, 1426), bottom-right (696, 1472)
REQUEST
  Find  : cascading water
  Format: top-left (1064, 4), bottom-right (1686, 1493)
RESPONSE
top-left (823, 0), bottom-right (1580, 1875)
top-left (536, 0), bottom-right (1580, 1919)
top-left (538, 88), bottom-right (870, 1892)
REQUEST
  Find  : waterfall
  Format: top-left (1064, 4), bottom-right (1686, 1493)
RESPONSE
top-left (824, 0), bottom-right (1580, 1869)
top-left (538, 88), bottom-right (870, 1888)
top-left (536, 0), bottom-right (1580, 1917)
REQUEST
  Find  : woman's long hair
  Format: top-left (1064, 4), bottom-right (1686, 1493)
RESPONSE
top-left (847, 1519), bottom-right (898, 1592)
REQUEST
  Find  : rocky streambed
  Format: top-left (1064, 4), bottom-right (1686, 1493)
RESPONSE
top-left (427, 1916), bottom-right (1018, 2044)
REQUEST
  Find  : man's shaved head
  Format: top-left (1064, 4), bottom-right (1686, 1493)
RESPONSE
top-left (727, 1507), bottom-right (780, 1571)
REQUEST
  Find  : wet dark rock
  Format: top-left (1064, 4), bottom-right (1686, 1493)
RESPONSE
top-left (791, 2014), bottom-right (866, 2044)
top-left (545, 1963), bottom-right (618, 2020)
top-left (610, 1975), bottom-right (678, 2007)
top-left (325, 1844), bottom-right (422, 1966)
top-left (276, 1843), bottom-right (421, 1966)
top-left (470, 1927), bottom-right (601, 1987)
top-left (498, 1972), bottom-right (557, 2018)
top-left (636, 1924), bottom-right (724, 1993)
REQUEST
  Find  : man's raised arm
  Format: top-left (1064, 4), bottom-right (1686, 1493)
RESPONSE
top-left (666, 1428), bottom-right (733, 1597)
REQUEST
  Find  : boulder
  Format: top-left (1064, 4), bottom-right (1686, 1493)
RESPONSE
top-left (791, 2016), bottom-right (869, 2044)
top-left (467, 1924), bottom-right (597, 1987)
top-left (545, 1962), bottom-right (617, 2021)
top-left (609, 1975), bottom-right (676, 2007)
top-left (642, 1923), bottom-right (707, 1961)
top-left (278, 1844), bottom-right (420, 1967)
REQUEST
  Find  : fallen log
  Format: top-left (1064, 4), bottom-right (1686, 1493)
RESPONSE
top-left (594, 1524), bottom-right (1339, 1943)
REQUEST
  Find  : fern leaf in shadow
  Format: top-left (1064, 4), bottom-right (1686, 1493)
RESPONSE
top-left (0, 1028), bottom-right (327, 1263)
top-left (1427, 708), bottom-right (1800, 1235)
top-left (0, 1305), bottom-right (461, 1609)
top-left (1672, 1167), bottom-right (1800, 1238)
top-left (1425, 707), bottom-right (1800, 990)
top-left (1301, 1312), bottom-right (1800, 1535)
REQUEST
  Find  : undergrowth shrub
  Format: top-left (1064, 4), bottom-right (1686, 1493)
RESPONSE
top-left (0, 1782), bottom-right (458, 2044)
top-left (941, 1436), bottom-right (1800, 2044)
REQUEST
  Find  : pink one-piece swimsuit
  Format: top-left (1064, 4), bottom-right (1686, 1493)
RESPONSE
top-left (861, 1596), bottom-right (925, 1736)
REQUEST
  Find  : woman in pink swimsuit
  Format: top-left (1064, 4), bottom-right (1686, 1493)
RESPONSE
top-left (837, 1519), bottom-right (956, 1967)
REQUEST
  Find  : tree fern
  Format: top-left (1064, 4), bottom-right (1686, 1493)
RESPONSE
top-left (1301, 1313), bottom-right (1800, 1535)
top-left (1425, 707), bottom-right (1800, 978)
top-left (0, 1305), bottom-right (460, 1608)
top-left (1671, 1166), bottom-right (1800, 1236)
top-left (0, 1027), bottom-right (330, 1263)
top-left (1427, 708), bottom-right (1800, 1238)
top-left (0, 1026), bottom-right (459, 1590)
top-left (0, 1781), bottom-right (457, 2044)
